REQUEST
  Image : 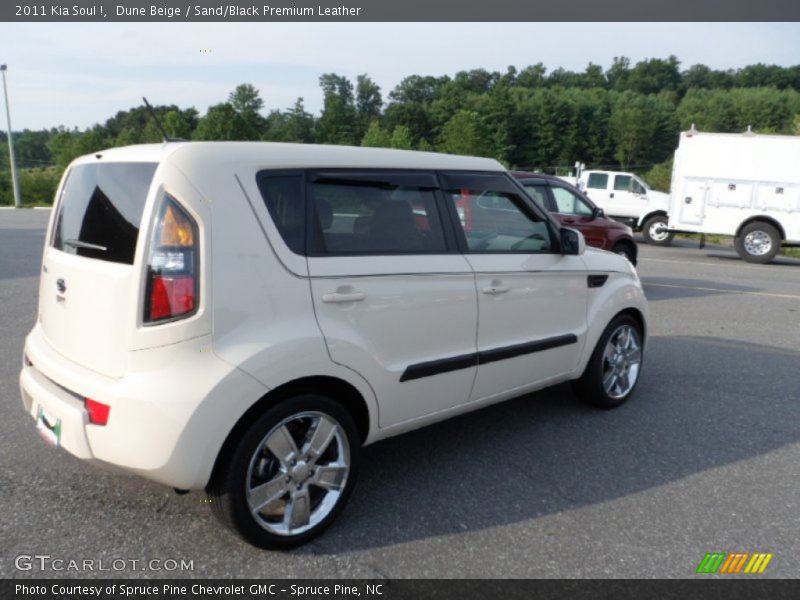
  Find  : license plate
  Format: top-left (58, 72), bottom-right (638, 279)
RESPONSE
top-left (36, 406), bottom-right (61, 448)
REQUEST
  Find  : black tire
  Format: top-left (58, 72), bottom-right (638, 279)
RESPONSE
top-left (207, 394), bottom-right (360, 549)
top-left (734, 221), bottom-right (781, 264)
top-left (642, 215), bottom-right (675, 246)
top-left (572, 314), bottom-right (643, 409)
top-left (611, 240), bottom-right (637, 266)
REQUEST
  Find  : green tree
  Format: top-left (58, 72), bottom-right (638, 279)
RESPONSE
top-left (228, 83), bottom-right (266, 140)
top-left (193, 103), bottom-right (244, 140)
top-left (317, 73), bottom-right (357, 145)
top-left (355, 75), bottom-right (383, 142)
top-left (389, 125), bottom-right (413, 149)
top-left (361, 120), bottom-right (391, 147)
top-left (438, 110), bottom-right (488, 156)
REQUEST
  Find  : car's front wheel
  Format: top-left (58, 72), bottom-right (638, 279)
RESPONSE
top-left (207, 394), bottom-right (359, 549)
top-left (572, 315), bottom-right (643, 409)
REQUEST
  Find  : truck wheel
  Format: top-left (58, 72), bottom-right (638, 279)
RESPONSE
top-left (207, 394), bottom-right (359, 549)
top-left (572, 315), bottom-right (643, 409)
top-left (735, 222), bottom-right (781, 264)
top-left (642, 215), bottom-right (674, 246)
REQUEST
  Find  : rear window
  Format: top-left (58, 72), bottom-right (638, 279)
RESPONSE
top-left (52, 162), bottom-right (157, 265)
top-left (587, 173), bottom-right (608, 190)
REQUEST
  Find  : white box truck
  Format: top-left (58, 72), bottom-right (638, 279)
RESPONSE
top-left (667, 128), bottom-right (800, 263)
top-left (568, 170), bottom-right (674, 246)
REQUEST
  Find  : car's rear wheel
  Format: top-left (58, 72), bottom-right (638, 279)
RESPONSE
top-left (642, 215), bottom-right (674, 246)
top-left (572, 315), bottom-right (643, 409)
top-left (207, 394), bottom-right (359, 549)
top-left (734, 221), bottom-right (781, 264)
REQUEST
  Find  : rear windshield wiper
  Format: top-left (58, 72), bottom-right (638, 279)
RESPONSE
top-left (64, 239), bottom-right (108, 252)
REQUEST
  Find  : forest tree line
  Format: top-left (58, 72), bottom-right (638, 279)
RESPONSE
top-left (2, 56), bottom-right (800, 205)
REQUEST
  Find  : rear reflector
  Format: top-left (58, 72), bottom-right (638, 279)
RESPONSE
top-left (149, 275), bottom-right (195, 321)
top-left (85, 398), bottom-right (110, 425)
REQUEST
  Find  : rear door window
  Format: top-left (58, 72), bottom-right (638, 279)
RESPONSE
top-left (52, 162), bottom-right (157, 265)
top-left (587, 173), bottom-right (608, 190)
top-left (308, 171), bottom-right (447, 255)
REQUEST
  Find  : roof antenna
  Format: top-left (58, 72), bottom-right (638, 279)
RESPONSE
top-left (142, 97), bottom-right (185, 142)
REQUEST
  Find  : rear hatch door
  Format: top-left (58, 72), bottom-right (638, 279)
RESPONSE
top-left (39, 161), bottom-right (157, 378)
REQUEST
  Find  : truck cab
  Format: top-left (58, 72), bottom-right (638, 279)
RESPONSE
top-left (574, 170), bottom-right (673, 245)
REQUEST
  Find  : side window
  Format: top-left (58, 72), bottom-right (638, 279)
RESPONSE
top-left (550, 186), bottom-right (594, 216)
top-left (521, 183), bottom-right (549, 210)
top-left (309, 173), bottom-right (447, 255)
top-left (614, 175), bottom-right (632, 192)
top-left (587, 173), bottom-right (608, 190)
top-left (257, 173), bottom-right (305, 254)
top-left (631, 178), bottom-right (647, 195)
top-left (442, 173), bottom-right (553, 254)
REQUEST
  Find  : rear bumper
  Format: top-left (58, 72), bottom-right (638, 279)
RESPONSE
top-left (20, 323), bottom-right (270, 489)
top-left (20, 366), bottom-right (93, 460)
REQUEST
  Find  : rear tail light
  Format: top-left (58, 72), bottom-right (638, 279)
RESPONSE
top-left (144, 196), bottom-right (198, 323)
top-left (85, 398), bottom-right (110, 425)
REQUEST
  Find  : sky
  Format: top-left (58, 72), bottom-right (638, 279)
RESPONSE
top-left (1, 22), bottom-right (799, 131)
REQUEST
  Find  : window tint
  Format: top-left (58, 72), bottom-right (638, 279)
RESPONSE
top-left (614, 175), bottom-right (632, 191)
top-left (52, 162), bottom-right (157, 265)
top-left (520, 183), bottom-right (548, 209)
top-left (309, 175), bottom-right (447, 255)
top-left (551, 186), bottom-right (594, 216)
top-left (443, 174), bottom-right (553, 254)
top-left (587, 173), bottom-right (608, 190)
top-left (257, 174), bottom-right (305, 254)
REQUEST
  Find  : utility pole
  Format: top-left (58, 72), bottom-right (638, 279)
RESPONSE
top-left (1, 65), bottom-right (22, 208)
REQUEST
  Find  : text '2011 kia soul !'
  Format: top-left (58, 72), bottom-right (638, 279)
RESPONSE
top-left (20, 142), bottom-right (648, 548)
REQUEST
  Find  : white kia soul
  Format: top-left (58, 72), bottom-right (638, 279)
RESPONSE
top-left (20, 142), bottom-right (648, 548)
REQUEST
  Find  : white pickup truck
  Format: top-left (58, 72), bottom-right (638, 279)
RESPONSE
top-left (567, 170), bottom-right (673, 245)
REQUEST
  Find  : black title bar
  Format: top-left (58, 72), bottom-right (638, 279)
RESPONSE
top-left (4, 0), bottom-right (800, 21)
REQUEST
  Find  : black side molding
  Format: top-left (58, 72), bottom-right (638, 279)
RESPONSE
top-left (400, 334), bottom-right (578, 382)
top-left (478, 334), bottom-right (578, 365)
top-left (400, 353), bottom-right (479, 382)
top-left (588, 274), bottom-right (609, 288)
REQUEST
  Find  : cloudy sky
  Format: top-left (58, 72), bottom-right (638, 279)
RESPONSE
top-left (2, 22), bottom-right (799, 130)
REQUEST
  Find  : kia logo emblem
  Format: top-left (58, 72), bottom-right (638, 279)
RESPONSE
top-left (56, 278), bottom-right (66, 294)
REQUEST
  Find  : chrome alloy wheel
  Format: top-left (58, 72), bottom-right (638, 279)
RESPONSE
top-left (743, 230), bottom-right (773, 256)
top-left (648, 220), bottom-right (669, 242)
top-left (245, 412), bottom-right (350, 536)
top-left (602, 324), bottom-right (642, 400)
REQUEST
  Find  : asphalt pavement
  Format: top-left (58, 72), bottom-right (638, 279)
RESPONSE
top-left (1, 209), bottom-right (799, 578)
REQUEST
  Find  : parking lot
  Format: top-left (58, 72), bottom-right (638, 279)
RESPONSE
top-left (1, 208), bottom-right (799, 578)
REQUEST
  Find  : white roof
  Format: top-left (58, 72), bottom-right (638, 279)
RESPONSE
top-left (74, 141), bottom-right (506, 172)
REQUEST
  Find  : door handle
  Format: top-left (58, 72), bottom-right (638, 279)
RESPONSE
top-left (322, 291), bottom-right (366, 303)
top-left (562, 217), bottom-right (575, 224)
top-left (322, 292), bottom-right (367, 303)
top-left (609, 193), bottom-right (615, 198)
top-left (482, 285), bottom-right (510, 295)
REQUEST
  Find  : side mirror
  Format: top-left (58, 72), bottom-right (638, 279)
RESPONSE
top-left (592, 206), bottom-right (605, 219)
top-left (560, 227), bottom-right (586, 256)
